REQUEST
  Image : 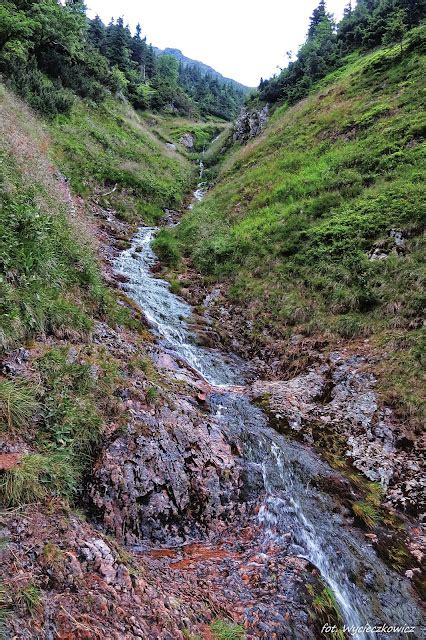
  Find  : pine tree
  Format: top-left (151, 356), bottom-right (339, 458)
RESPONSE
top-left (308, 0), bottom-right (328, 38)
top-left (131, 23), bottom-right (148, 78)
top-left (383, 7), bottom-right (408, 53)
top-left (105, 17), bottom-right (132, 71)
top-left (88, 15), bottom-right (106, 52)
top-left (145, 44), bottom-right (156, 79)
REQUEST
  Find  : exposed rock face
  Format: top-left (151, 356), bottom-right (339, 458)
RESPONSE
top-left (1, 503), bottom-right (322, 640)
top-left (368, 227), bottom-right (407, 260)
top-left (251, 351), bottom-right (424, 516)
top-left (90, 400), bottom-right (241, 544)
top-left (178, 133), bottom-right (194, 148)
top-left (233, 105), bottom-right (269, 143)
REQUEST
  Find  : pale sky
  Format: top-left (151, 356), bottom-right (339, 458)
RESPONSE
top-left (86, 1), bottom-right (348, 87)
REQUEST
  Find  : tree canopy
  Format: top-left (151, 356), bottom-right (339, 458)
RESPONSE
top-left (258, 0), bottom-right (425, 106)
top-left (0, 1), bottom-right (246, 119)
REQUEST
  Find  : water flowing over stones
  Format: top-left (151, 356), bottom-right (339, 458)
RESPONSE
top-left (251, 352), bottom-right (424, 515)
top-left (101, 185), bottom-right (425, 638)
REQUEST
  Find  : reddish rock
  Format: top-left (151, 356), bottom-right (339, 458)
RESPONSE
top-left (0, 452), bottom-right (22, 470)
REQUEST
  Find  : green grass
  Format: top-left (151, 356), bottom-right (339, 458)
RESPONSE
top-left (0, 380), bottom-right (39, 430)
top-left (0, 83), bottom-right (195, 508)
top-left (0, 154), bottom-right (102, 350)
top-left (157, 28), bottom-right (426, 425)
top-left (308, 586), bottom-right (345, 639)
top-left (50, 98), bottom-right (193, 222)
top-left (14, 584), bottom-right (41, 616)
top-left (0, 86), bottom-right (129, 350)
top-left (351, 501), bottom-right (380, 529)
top-left (0, 451), bottom-right (78, 506)
top-left (209, 619), bottom-right (246, 640)
top-left (0, 574), bottom-right (8, 640)
top-left (0, 345), bottom-right (124, 506)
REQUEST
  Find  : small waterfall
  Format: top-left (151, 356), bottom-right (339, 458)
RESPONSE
top-left (188, 159), bottom-right (207, 208)
top-left (260, 442), bottom-right (370, 638)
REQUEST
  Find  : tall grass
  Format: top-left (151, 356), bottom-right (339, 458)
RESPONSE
top-left (0, 452), bottom-right (78, 506)
top-left (0, 380), bottom-right (39, 430)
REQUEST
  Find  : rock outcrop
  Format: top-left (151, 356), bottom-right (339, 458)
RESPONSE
top-left (368, 227), bottom-right (408, 260)
top-left (251, 351), bottom-right (424, 516)
top-left (0, 506), bottom-right (235, 639)
top-left (178, 133), bottom-right (194, 148)
top-left (233, 106), bottom-right (269, 143)
top-left (90, 399), bottom-right (241, 544)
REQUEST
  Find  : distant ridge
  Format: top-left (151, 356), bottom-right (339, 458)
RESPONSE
top-left (154, 47), bottom-right (252, 92)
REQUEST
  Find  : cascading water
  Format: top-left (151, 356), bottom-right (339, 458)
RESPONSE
top-left (188, 160), bottom-right (206, 208)
top-left (114, 183), bottom-right (424, 639)
top-left (260, 441), bottom-right (369, 637)
top-left (114, 227), bottom-right (240, 385)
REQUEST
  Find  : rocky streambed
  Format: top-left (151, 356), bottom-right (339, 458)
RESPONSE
top-left (2, 177), bottom-right (424, 640)
top-left (98, 196), bottom-right (425, 638)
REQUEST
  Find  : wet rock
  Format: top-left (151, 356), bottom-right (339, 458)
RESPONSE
top-left (251, 352), bottom-right (423, 515)
top-left (161, 208), bottom-right (181, 225)
top-left (90, 402), bottom-right (241, 544)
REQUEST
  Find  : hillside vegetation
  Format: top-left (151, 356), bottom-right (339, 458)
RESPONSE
top-left (156, 27), bottom-right (426, 424)
top-left (50, 98), bottom-right (192, 222)
top-left (0, 75), bottom-right (199, 510)
top-left (0, 0), bottom-right (246, 119)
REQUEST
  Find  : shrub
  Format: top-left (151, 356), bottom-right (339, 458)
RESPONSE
top-left (153, 230), bottom-right (182, 267)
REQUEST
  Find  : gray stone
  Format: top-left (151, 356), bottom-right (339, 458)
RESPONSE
top-left (178, 133), bottom-right (195, 148)
top-left (233, 105), bottom-right (269, 143)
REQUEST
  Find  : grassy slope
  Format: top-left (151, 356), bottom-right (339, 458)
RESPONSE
top-left (0, 85), bottom-right (109, 351)
top-left (0, 85), bottom-right (193, 505)
top-left (157, 28), bottom-right (426, 424)
top-left (145, 113), bottom-right (228, 153)
top-left (50, 98), bottom-right (193, 223)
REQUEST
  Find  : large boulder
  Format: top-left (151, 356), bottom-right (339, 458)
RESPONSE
top-left (90, 399), bottom-right (241, 544)
top-left (178, 133), bottom-right (195, 148)
top-left (233, 106), bottom-right (269, 143)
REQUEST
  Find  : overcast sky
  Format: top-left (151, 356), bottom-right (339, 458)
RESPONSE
top-left (86, 1), bottom-right (349, 87)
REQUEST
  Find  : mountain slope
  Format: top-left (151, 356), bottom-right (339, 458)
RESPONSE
top-left (154, 47), bottom-right (251, 92)
top-left (156, 27), bottom-right (426, 427)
